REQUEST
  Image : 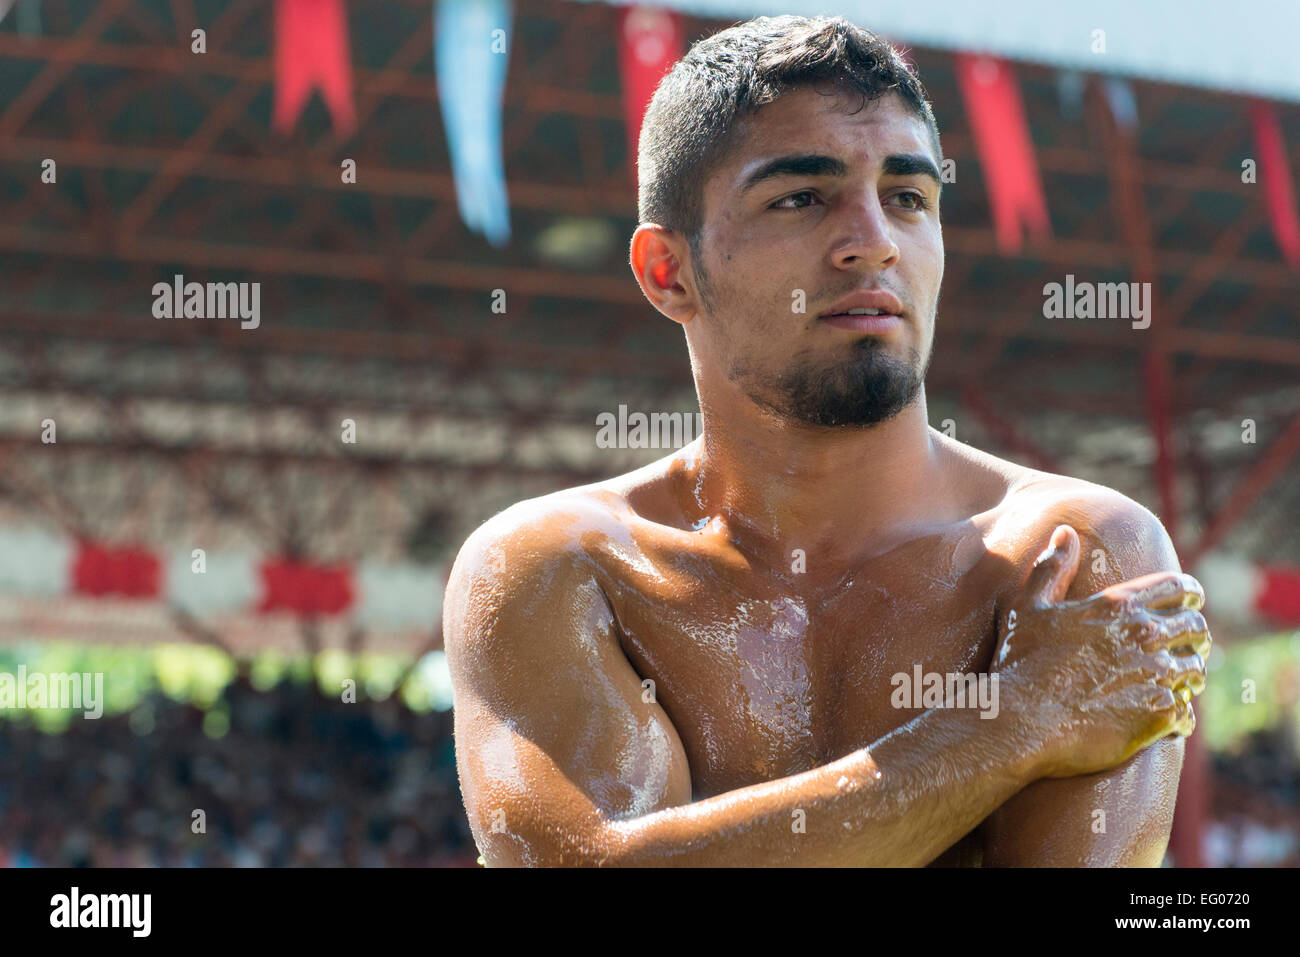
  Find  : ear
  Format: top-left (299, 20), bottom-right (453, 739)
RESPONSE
top-left (629, 225), bottom-right (698, 326)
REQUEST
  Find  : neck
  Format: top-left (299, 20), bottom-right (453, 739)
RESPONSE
top-left (675, 386), bottom-right (946, 569)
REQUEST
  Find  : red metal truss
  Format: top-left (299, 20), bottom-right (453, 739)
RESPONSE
top-left (0, 0), bottom-right (1297, 577)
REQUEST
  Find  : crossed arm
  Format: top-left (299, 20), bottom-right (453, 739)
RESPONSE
top-left (980, 493), bottom-right (1187, 866)
top-left (446, 494), bottom-right (1194, 867)
top-left (445, 503), bottom-right (1060, 867)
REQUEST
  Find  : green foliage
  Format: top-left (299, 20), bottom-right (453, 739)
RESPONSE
top-left (1199, 630), bottom-right (1300, 754)
top-left (5, 631), bottom-right (1289, 753)
top-left (0, 642), bottom-right (456, 731)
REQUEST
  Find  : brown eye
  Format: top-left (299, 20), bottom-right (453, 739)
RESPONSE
top-left (893, 191), bottom-right (929, 211)
top-left (773, 190), bottom-right (817, 209)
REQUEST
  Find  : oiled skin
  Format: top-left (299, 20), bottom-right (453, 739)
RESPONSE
top-left (446, 84), bottom-right (1207, 866)
top-left (446, 434), bottom-right (1199, 867)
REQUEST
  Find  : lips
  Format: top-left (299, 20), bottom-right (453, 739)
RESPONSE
top-left (818, 289), bottom-right (905, 320)
top-left (819, 312), bottom-right (904, 335)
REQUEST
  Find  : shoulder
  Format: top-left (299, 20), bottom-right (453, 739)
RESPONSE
top-left (1011, 475), bottom-right (1174, 561)
top-left (442, 485), bottom-right (629, 654)
top-left (999, 472), bottom-right (1180, 588)
top-left (444, 441), bottom-right (694, 613)
top-left (450, 486), bottom-right (622, 577)
top-left (933, 431), bottom-right (1176, 576)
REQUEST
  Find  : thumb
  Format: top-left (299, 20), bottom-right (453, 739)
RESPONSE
top-left (1024, 525), bottom-right (1081, 608)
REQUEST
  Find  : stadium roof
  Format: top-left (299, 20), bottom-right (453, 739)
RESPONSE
top-left (1, 0), bottom-right (1297, 651)
top-left (579, 0), bottom-right (1300, 104)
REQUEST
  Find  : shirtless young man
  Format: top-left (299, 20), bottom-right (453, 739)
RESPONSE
top-left (444, 16), bottom-right (1210, 866)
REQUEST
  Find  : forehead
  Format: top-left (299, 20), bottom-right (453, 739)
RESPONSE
top-left (714, 88), bottom-right (934, 192)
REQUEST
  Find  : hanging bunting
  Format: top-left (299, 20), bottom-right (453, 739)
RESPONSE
top-left (1055, 70), bottom-right (1086, 122)
top-left (435, 0), bottom-right (513, 248)
top-left (1249, 99), bottom-right (1300, 266)
top-left (1102, 76), bottom-right (1138, 133)
top-left (954, 53), bottom-right (1051, 254)
top-left (273, 0), bottom-right (356, 136)
top-left (617, 5), bottom-right (684, 184)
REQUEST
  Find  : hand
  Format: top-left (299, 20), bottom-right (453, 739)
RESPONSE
top-left (993, 525), bottom-right (1210, 780)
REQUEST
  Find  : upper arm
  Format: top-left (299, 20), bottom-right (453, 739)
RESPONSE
top-left (443, 504), bottom-right (693, 866)
top-left (981, 487), bottom-right (1186, 866)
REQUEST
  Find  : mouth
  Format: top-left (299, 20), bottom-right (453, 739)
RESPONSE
top-left (817, 290), bottom-right (906, 335)
top-left (818, 310), bottom-right (905, 335)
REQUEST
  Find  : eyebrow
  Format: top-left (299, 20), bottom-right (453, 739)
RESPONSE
top-left (738, 152), bottom-right (943, 194)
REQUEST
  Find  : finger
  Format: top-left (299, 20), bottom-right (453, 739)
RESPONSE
top-left (1173, 700), bottom-right (1197, 738)
top-left (1153, 609), bottom-right (1211, 656)
top-left (1132, 608), bottom-right (1209, 653)
top-left (1026, 525), bottom-right (1081, 608)
top-left (1150, 652), bottom-right (1207, 698)
top-left (1123, 572), bottom-right (1204, 612)
top-left (1142, 684), bottom-right (1181, 737)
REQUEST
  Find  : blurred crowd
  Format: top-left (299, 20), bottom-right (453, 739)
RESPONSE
top-left (0, 677), bottom-right (478, 867)
top-left (1205, 724), bottom-right (1300, 867)
top-left (1, 674), bottom-right (1296, 866)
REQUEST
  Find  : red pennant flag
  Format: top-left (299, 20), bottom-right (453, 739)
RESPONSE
top-left (1249, 99), bottom-right (1300, 266)
top-left (954, 54), bottom-right (1051, 253)
top-left (618, 6), bottom-right (684, 184)
top-left (273, 0), bottom-right (356, 136)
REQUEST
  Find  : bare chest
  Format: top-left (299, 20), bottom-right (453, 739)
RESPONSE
top-left (604, 537), bottom-right (1006, 800)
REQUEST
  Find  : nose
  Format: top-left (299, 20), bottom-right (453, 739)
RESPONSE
top-left (829, 193), bottom-right (900, 271)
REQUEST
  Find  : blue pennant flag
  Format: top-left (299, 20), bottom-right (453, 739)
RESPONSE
top-left (435, 0), bottom-right (513, 248)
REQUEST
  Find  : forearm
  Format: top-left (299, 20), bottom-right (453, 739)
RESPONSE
top-left (982, 734), bottom-right (1183, 866)
top-left (606, 700), bottom-right (1048, 867)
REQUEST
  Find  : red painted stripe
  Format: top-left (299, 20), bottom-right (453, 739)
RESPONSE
top-left (71, 541), bottom-right (162, 599)
top-left (258, 558), bottom-right (355, 615)
top-left (1256, 566), bottom-right (1300, 626)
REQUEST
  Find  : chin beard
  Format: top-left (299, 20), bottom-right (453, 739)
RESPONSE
top-left (743, 340), bottom-right (928, 428)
